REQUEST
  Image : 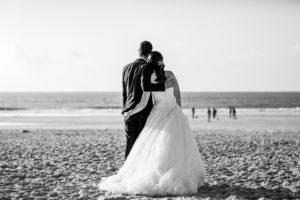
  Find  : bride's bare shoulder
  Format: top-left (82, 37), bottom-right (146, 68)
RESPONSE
top-left (165, 70), bottom-right (175, 78)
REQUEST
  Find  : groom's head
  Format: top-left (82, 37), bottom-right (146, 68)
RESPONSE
top-left (139, 41), bottom-right (152, 57)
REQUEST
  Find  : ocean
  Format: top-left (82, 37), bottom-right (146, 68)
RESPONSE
top-left (1, 92), bottom-right (300, 110)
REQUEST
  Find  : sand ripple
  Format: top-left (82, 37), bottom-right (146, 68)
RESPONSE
top-left (0, 129), bottom-right (299, 200)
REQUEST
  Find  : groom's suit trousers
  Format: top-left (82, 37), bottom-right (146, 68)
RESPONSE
top-left (124, 105), bottom-right (151, 159)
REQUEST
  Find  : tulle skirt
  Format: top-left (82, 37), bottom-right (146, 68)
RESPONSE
top-left (99, 104), bottom-right (206, 195)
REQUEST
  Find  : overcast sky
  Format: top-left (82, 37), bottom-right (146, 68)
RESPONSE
top-left (0, 0), bottom-right (300, 92)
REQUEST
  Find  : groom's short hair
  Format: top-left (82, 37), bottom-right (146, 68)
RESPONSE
top-left (139, 41), bottom-right (153, 56)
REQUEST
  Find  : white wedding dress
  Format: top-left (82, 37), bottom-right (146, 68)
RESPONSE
top-left (99, 87), bottom-right (206, 195)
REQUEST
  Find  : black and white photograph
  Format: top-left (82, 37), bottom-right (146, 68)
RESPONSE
top-left (0, 0), bottom-right (300, 199)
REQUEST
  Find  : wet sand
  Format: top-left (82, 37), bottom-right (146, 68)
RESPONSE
top-left (0, 112), bottom-right (300, 130)
top-left (0, 128), bottom-right (300, 200)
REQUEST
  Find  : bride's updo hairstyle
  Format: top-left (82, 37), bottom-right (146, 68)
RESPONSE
top-left (149, 51), bottom-right (166, 82)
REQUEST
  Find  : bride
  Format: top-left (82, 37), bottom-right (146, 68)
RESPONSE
top-left (99, 51), bottom-right (206, 195)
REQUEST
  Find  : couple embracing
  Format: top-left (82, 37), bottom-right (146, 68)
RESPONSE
top-left (99, 41), bottom-right (206, 195)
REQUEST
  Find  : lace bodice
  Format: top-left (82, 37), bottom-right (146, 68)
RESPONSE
top-left (152, 87), bottom-right (177, 108)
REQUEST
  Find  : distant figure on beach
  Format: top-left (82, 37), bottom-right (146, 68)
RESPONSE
top-left (232, 107), bottom-right (237, 120)
top-left (99, 42), bottom-right (206, 195)
top-left (212, 107), bottom-right (217, 119)
top-left (229, 106), bottom-right (232, 118)
top-left (192, 107), bottom-right (195, 118)
top-left (207, 107), bottom-right (211, 122)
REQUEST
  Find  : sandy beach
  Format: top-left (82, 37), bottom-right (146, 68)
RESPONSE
top-left (1, 112), bottom-right (300, 200)
top-left (0, 111), bottom-right (300, 200)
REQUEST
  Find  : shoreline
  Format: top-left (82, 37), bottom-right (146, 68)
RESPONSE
top-left (0, 112), bottom-right (300, 130)
top-left (1, 107), bottom-right (300, 114)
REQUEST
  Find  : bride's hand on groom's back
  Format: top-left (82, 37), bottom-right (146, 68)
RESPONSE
top-left (150, 73), bottom-right (158, 84)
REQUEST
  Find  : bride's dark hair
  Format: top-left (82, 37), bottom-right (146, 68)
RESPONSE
top-left (148, 51), bottom-right (166, 82)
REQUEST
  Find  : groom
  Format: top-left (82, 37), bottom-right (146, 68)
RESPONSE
top-left (122, 41), bottom-right (175, 159)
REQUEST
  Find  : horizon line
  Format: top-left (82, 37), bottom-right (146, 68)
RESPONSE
top-left (0, 90), bottom-right (300, 93)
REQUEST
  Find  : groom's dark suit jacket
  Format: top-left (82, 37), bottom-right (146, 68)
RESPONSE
top-left (122, 58), bottom-right (165, 114)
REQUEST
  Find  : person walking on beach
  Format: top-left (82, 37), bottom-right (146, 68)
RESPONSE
top-left (232, 107), bottom-right (237, 120)
top-left (120, 41), bottom-right (175, 159)
top-left (207, 107), bottom-right (211, 122)
top-left (99, 50), bottom-right (206, 195)
top-left (212, 107), bottom-right (217, 119)
top-left (192, 107), bottom-right (195, 118)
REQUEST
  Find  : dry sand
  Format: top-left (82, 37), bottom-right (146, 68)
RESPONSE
top-left (0, 128), bottom-right (300, 200)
